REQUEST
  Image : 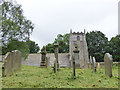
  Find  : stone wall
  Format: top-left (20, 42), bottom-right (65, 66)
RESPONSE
top-left (22, 53), bottom-right (70, 67)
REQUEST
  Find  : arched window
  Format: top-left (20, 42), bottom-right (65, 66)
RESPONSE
top-left (77, 36), bottom-right (80, 40)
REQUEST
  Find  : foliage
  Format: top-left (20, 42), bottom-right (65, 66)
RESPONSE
top-left (43, 33), bottom-right (70, 53)
top-left (86, 31), bottom-right (109, 62)
top-left (1, 63), bottom-right (118, 88)
top-left (1, 1), bottom-right (34, 45)
top-left (1, 0), bottom-right (35, 58)
top-left (26, 40), bottom-right (40, 53)
top-left (54, 33), bottom-right (69, 53)
top-left (45, 43), bottom-right (54, 53)
top-left (109, 35), bottom-right (120, 62)
top-left (2, 40), bottom-right (29, 59)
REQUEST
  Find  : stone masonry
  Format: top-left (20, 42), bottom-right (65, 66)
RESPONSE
top-left (69, 29), bottom-right (89, 68)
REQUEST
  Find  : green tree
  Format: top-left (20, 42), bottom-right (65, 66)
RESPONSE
top-left (45, 43), bottom-right (54, 53)
top-left (2, 40), bottom-right (29, 59)
top-left (43, 33), bottom-right (70, 53)
top-left (1, 1), bottom-right (34, 45)
top-left (1, 1), bottom-right (34, 58)
top-left (54, 33), bottom-right (69, 53)
top-left (109, 35), bottom-right (120, 62)
top-left (26, 40), bottom-right (40, 53)
top-left (86, 31), bottom-right (109, 62)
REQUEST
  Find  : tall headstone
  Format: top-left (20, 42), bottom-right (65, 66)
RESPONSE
top-left (89, 56), bottom-right (93, 69)
top-left (73, 45), bottom-right (79, 79)
top-left (53, 58), bottom-right (57, 73)
top-left (40, 46), bottom-right (47, 67)
top-left (92, 57), bottom-right (96, 72)
top-left (97, 63), bottom-right (100, 70)
top-left (69, 29), bottom-right (89, 68)
top-left (54, 43), bottom-right (60, 70)
top-left (2, 50), bottom-right (22, 77)
top-left (104, 53), bottom-right (113, 77)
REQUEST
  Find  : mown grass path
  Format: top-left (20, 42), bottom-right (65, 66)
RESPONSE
top-left (1, 63), bottom-right (118, 88)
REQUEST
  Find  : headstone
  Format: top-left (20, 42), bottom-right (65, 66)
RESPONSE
top-left (92, 57), bottom-right (96, 72)
top-left (87, 62), bottom-right (90, 68)
top-left (53, 58), bottom-right (57, 73)
top-left (46, 57), bottom-right (50, 68)
top-left (40, 46), bottom-right (47, 67)
top-left (104, 53), bottom-right (113, 77)
top-left (97, 63), bottom-right (100, 70)
top-left (54, 43), bottom-right (60, 70)
top-left (2, 50), bottom-right (22, 77)
top-left (73, 45), bottom-right (79, 79)
top-left (90, 56), bottom-right (93, 69)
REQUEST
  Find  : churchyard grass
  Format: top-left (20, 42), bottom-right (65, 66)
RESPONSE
top-left (0, 62), bottom-right (2, 89)
top-left (1, 63), bottom-right (118, 88)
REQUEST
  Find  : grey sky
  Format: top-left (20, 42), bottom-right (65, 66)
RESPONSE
top-left (16, 0), bottom-right (119, 49)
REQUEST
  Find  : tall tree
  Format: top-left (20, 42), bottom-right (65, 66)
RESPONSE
top-left (2, 39), bottom-right (30, 59)
top-left (43, 33), bottom-right (70, 53)
top-left (1, 1), bottom-right (34, 45)
top-left (1, 0), bottom-right (34, 58)
top-left (26, 40), bottom-right (40, 53)
top-left (109, 35), bottom-right (120, 62)
top-left (86, 31), bottom-right (109, 62)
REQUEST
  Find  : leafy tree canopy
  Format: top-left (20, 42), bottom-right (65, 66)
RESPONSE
top-left (1, 0), bottom-right (34, 45)
top-left (26, 40), bottom-right (40, 53)
top-left (86, 31), bottom-right (109, 62)
top-left (109, 35), bottom-right (120, 61)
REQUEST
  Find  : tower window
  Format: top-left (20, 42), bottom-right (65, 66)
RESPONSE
top-left (77, 36), bottom-right (80, 40)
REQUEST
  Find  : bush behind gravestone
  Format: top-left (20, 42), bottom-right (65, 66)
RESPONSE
top-left (2, 40), bottom-right (29, 59)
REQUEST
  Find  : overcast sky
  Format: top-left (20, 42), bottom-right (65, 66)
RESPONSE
top-left (15, 0), bottom-right (119, 49)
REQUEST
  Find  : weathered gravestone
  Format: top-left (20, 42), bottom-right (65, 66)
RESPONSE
top-left (40, 46), bottom-right (47, 67)
top-left (92, 57), bottom-right (96, 72)
top-left (2, 50), bottom-right (22, 77)
top-left (89, 56), bottom-right (93, 69)
top-left (104, 53), bottom-right (113, 77)
top-left (53, 58), bottom-right (57, 73)
top-left (54, 43), bottom-right (60, 70)
top-left (46, 57), bottom-right (50, 68)
top-left (97, 63), bottom-right (100, 70)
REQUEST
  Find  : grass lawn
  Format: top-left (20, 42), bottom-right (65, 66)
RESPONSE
top-left (1, 63), bottom-right (119, 88)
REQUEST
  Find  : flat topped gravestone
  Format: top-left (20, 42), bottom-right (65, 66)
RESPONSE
top-left (104, 53), bottom-right (113, 77)
top-left (2, 50), bottom-right (22, 77)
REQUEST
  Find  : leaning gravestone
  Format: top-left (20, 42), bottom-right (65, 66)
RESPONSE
top-left (92, 57), bottom-right (96, 72)
top-left (2, 50), bottom-right (22, 77)
top-left (104, 53), bottom-right (113, 77)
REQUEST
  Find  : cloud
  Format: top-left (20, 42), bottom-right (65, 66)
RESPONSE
top-left (16, 0), bottom-right (119, 48)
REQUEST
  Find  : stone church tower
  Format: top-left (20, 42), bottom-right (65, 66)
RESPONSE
top-left (69, 29), bottom-right (89, 68)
